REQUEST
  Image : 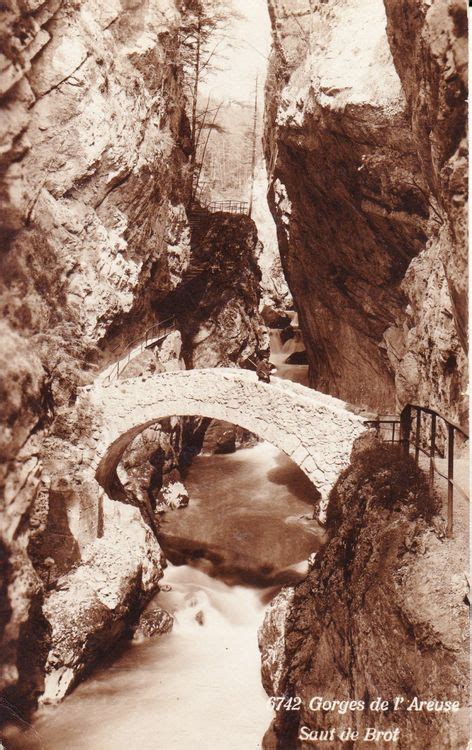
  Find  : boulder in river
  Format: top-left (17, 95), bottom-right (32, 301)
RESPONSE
top-left (261, 305), bottom-right (291, 329)
top-left (284, 350), bottom-right (308, 365)
top-left (157, 480), bottom-right (189, 511)
top-left (133, 607), bottom-right (174, 641)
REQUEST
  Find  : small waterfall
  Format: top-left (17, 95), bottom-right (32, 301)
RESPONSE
top-left (269, 319), bottom-right (309, 386)
top-left (269, 328), bottom-right (304, 363)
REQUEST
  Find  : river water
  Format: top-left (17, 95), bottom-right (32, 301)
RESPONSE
top-left (5, 330), bottom-right (319, 750)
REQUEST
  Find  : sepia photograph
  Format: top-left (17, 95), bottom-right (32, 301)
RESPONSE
top-left (0, 0), bottom-right (469, 748)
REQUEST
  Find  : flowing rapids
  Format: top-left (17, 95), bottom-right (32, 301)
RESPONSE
top-left (5, 444), bottom-right (322, 750)
top-left (269, 319), bottom-right (309, 386)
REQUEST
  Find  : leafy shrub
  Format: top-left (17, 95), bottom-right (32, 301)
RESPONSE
top-left (325, 444), bottom-right (439, 535)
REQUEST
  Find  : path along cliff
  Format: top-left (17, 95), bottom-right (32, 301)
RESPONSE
top-left (258, 436), bottom-right (469, 750)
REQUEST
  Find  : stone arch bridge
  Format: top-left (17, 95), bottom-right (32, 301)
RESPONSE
top-left (39, 368), bottom-right (367, 704)
top-left (85, 368), bottom-right (366, 511)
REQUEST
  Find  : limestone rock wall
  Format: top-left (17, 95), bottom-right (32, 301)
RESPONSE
top-left (0, 1), bottom-right (270, 712)
top-left (2, 0), bottom-right (191, 348)
top-left (0, 0), bottom-right (192, 714)
top-left (383, 0), bottom-right (468, 423)
top-left (41, 506), bottom-right (165, 703)
top-left (259, 440), bottom-right (469, 750)
top-left (264, 0), bottom-right (467, 420)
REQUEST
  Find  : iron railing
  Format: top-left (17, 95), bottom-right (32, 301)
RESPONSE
top-left (102, 317), bottom-right (175, 386)
top-left (205, 200), bottom-right (249, 215)
top-left (365, 404), bottom-right (469, 538)
top-left (187, 200), bottom-right (249, 223)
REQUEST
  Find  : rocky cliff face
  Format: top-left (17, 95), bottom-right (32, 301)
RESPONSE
top-left (264, 0), bottom-right (467, 420)
top-left (259, 438), bottom-right (469, 750)
top-left (383, 0), bottom-right (467, 422)
top-left (0, 0), bottom-right (266, 715)
top-left (1, 0), bottom-right (191, 714)
top-left (162, 209), bottom-right (268, 368)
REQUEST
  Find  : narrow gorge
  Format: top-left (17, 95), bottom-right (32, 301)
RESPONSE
top-left (0, 1), bottom-right (468, 749)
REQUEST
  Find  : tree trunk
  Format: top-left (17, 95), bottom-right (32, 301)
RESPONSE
top-left (190, 18), bottom-right (201, 181)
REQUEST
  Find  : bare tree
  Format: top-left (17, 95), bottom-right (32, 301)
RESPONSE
top-left (248, 75), bottom-right (258, 217)
top-left (193, 101), bottom-right (225, 201)
top-left (179, 0), bottom-right (239, 202)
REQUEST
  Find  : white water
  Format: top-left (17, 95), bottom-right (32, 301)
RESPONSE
top-left (270, 322), bottom-right (309, 386)
top-left (5, 399), bottom-right (321, 750)
top-left (5, 563), bottom-right (271, 750)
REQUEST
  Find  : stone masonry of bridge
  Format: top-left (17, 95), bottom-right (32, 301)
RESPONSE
top-left (84, 367), bottom-right (366, 514)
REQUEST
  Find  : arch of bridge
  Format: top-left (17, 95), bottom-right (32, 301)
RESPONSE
top-left (87, 368), bottom-right (366, 507)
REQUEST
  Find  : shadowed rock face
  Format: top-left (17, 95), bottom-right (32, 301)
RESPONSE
top-left (160, 211), bottom-right (268, 368)
top-left (265, 0), bottom-right (467, 419)
top-left (259, 440), bottom-right (469, 750)
top-left (383, 0), bottom-right (468, 423)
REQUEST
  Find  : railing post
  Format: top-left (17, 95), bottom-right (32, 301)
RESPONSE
top-left (414, 408), bottom-right (421, 464)
top-left (391, 422), bottom-right (396, 445)
top-left (446, 425), bottom-right (454, 538)
top-left (400, 405), bottom-right (411, 456)
top-left (429, 413), bottom-right (436, 490)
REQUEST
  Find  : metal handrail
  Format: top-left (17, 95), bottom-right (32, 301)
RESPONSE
top-left (364, 418), bottom-right (400, 445)
top-left (205, 200), bottom-right (249, 215)
top-left (188, 200), bottom-right (250, 218)
top-left (103, 317), bottom-right (175, 386)
top-left (365, 404), bottom-right (469, 538)
top-left (110, 317), bottom-right (175, 355)
top-left (407, 403), bottom-right (468, 438)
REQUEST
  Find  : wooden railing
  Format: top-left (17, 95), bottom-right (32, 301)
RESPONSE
top-left (102, 317), bottom-right (175, 386)
top-left (365, 404), bottom-right (469, 538)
